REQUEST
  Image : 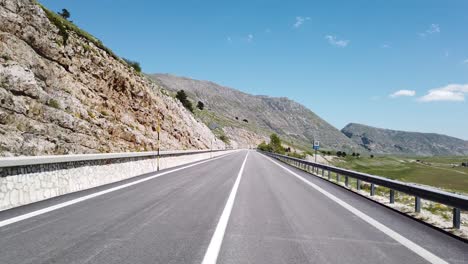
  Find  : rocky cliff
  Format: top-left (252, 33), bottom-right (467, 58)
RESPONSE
top-left (0, 0), bottom-right (224, 156)
top-left (342, 123), bottom-right (468, 156)
top-left (150, 74), bottom-right (362, 151)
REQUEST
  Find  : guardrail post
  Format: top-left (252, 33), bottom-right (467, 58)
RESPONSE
top-left (415, 197), bottom-right (421, 213)
top-left (370, 184), bottom-right (375, 196)
top-left (356, 180), bottom-right (361, 190)
top-left (390, 190), bottom-right (395, 204)
top-left (327, 170), bottom-right (331, 180)
top-left (345, 176), bottom-right (349, 187)
top-left (321, 169), bottom-right (324, 177)
top-left (453, 208), bottom-right (461, 229)
top-left (337, 173), bottom-right (340, 183)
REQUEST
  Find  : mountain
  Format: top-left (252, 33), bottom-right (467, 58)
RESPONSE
top-left (342, 123), bottom-right (468, 156)
top-left (149, 74), bottom-right (362, 151)
top-left (0, 0), bottom-right (224, 156)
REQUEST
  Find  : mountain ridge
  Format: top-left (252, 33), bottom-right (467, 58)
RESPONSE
top-left (149, 73), bottom-right (363, 151)
top-left (342, 123), bottom-right (468, 156)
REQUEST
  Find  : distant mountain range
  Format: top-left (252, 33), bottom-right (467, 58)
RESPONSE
top-left (149, 74), bottom-right (362, 151)
top-left (342, 123), bottom-right (468, 156)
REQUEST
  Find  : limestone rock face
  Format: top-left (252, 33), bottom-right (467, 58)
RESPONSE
top-left (0, 0), bottom-right (224, 156)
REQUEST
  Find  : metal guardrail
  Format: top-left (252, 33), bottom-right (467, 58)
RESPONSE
top-left (0, 149), bottom-right (230, 169)
top-left (262, 151), bottom-right (468, 229)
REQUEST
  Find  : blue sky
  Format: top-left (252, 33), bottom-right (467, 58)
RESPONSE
top-left (40, 0), bottom-right (468, 140)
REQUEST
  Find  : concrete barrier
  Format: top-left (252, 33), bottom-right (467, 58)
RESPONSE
top-left (0, 149), bottom-right (238, 211)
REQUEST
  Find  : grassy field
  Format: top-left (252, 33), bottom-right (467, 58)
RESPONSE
top-left (331, 155), bottom-right (468, 194)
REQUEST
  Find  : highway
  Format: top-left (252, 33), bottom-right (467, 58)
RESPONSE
top-left (0, 150), bottom-right (466, 264)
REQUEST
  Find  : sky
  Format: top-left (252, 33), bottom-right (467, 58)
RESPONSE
top-left (40, 0), bottom-right (468, 140)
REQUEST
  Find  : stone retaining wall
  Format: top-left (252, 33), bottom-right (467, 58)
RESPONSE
top-left (0, 150), bottom-right (236, 211)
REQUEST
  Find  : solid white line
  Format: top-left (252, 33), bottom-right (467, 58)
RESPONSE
top-left (0, 151), bottom-right (239, 229)
top-left (261, 154), bottom-right (448, 264)
top-left (201, 151), bottom-right (249, 264)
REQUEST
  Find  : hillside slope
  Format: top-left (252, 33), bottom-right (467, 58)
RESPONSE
top-left (342, 123), bottom-right (468, 156)
top-left (149, 74), bottom-right (361, 151)
top-left (0, 0), bottom-right (224, 156)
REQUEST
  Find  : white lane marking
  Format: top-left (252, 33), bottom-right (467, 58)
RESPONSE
top-left (0, 151), bottom-right (240, 228)
top-left (202, 151), bottom-right (249, 264)
top-left (261, 154), bottom-right (448, 264)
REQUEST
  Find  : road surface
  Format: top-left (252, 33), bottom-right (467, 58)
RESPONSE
top-left (0, 150), bottom-right (466, 264)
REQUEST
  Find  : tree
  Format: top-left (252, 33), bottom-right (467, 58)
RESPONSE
top-left (176, 90), bottom-right (194, 112)
top-left (243, 119), bottom-right (248, 123)
top-left (370, 155), bottom-right (374, 158)
top-left (342, 152), bottom-right (347, 157)
top-left (57, 9), bottom-right (70, 20)
top-left (269, 134), bottom-right (285, 154)
top-left (197, 101), bottom-right (204, 110)
top-left (352, 152), bottom-right (356, 157)
top-left (336, 151), bottom-right (342, 157)
top-left (356, 153), bottom-right (360, 158)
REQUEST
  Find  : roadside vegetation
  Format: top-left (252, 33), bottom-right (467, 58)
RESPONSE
top-left (258, 134), bottom-right (306, 159)
top-left (331, 155), bottom-right (468, 194)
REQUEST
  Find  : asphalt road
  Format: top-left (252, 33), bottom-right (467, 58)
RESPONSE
top-left (0, 150), bottom-right (466, 264)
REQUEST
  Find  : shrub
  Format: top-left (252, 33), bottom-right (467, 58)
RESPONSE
top-left (257, 141), bottom-right (272, 152)
top-left (87, 110), bottom-right (96, 119)
top-left (287, 152), bottom-right (306, 159)
top-left (175, 90), bottom-right (194, 112)
top-left (370, 155), bottom-right (374, 158)
top-left (197, 101), bottom-right (205, 110)
top-left (242, 119), bottom-right (248, 123)
top-left (1, 54), bottom-right (10, 61)
top-left (123, 58), bottom-right (142, 72)
top-left (219, 135), bottom-right (229, 144)
top-left (47, 99), bottom-right (60, 109)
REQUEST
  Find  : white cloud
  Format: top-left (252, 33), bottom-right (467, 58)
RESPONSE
top-left (247, 34), bottom-right (254, 42)
top-left (381, 43), bottom-right (391, 49)
top-left (463, 59), bottom-right (468, 64)
top-left (418, 84), bottom-right (468, 102)
top-left (293, 16), bottom-right (310, 28)
top-left (265, 28), bottom-right (272, 34)
top-left (390, 90), bottom-right (416, 98)
top-left (419, 24), bottom-right (440, 37)
top-left (227, 36), bottom-right (232, 43)
top-left (325, 35), bottom-right (349, 47)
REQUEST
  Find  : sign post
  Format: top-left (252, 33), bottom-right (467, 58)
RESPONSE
top-left (313, 141), bottom-right (320, 164)
top-left (157, 115), bottom-right (160, 171)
